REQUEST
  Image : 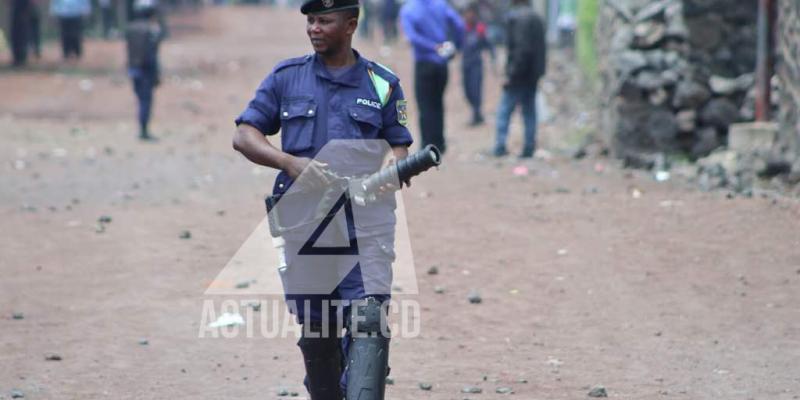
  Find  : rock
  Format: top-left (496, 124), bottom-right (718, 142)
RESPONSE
top-left (235, 280), bottom-right (251, 289)
top-left (660, 69), bottom-right (680, 86)
top-left (11, 389), bottom-right (25, 398)
top-left (644, 50), bottom-right (667, 69)
top-left (427, 266), bottom-right (439, 275)
top-left (44, 353), bottom-right (62, 361)
top-left (700, 98), bottom-right (739, 129)
top-left (686, 15), bottom-right (724, 50)
top-left (634, 0), bottom-right (670, 22)
top-left (691, 127), bottom-right (721, 159)
top-left (12, 312), bottom-right (24, 320)
top-left (758, 160), bottom-right (792, 178)
top-left (635, 71), bottom-right (664, 91)
top-left (673, 80), bottom-right (711, 109)
top-left (179, 230), bottom-right (192, 240)
top-left (646, 109), bottom-right (680, 150)
top-left (633, 21), bottom-right (666, 48)
top-left (496, 387), bottom-right (514, 394)
top-left (709, 74), bottom-right (755, 95)
top-left (786, 170), bottom-right (800, 185)
top-left (610, 26), bottom-right (634, 51)
top-left (649, 88), bottom-right (669, 106)
top-left (676, 109), bottom-right (697, 132)
top-left (467, 291), bottom-right (482, 304)
top-left (418, 382), bottom-right (433, 391)
top-left (588, 385), bottom-right (608, 398)
top-left (461, 386), bottom-right (482, 394)
top-left (622, 151), bottom-right (659, 170)
top-left (614, 51), bottom-right (648, 75)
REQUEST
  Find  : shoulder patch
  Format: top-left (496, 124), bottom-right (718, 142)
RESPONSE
top-left (272, 55), bottom-right (312, 74)
top-left (396, 99), bottom-right (408, 126)
top-left (367, 61), bottom-right (400, 85)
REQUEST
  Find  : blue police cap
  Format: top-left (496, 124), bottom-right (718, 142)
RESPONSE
top-left (301, 0), bottom-right (360, 15)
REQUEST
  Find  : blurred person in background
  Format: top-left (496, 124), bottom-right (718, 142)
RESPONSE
top-left (380, 0), bottom-right (400, 45)
top-left (100, 0), bottom-right (117, 39)
top-left (51, 0), bottom-right (91, 60)
top-left (126, 0), bottom-right (166, 141)
top-left (493, 0), bottom-right (546, 158)
top-left (461, 2), bottom-right (495, 126)
top-left (358, 0), bottom-right (375, 39)
top-left (10, 0), bottom-right (33, 67)
top-left (29, 0), bottom-right (43, 59)
top-left (400, 0), bottom-right (465, 154)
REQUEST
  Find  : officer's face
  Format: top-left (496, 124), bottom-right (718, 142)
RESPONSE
top-left (306, 12), bottom-right (357, 55)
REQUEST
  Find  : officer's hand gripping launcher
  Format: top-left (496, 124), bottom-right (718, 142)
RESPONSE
top-left (266, 145), bottom-right (442, 238)
top-left (350, 144), bottom-right (442, 206)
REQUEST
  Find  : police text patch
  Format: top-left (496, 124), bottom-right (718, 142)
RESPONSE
top-left (356, 98), bottom-right (382, 110)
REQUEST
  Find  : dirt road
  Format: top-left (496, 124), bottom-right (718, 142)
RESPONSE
top-left (1, 6), bottom-right (799, 399)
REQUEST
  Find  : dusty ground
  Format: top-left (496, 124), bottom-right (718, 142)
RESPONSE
top-left (1, 6), bottom-right (800, 400)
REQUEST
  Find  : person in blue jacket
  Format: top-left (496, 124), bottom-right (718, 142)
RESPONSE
top-left (400, 0), bottom-right (464, 154)
top-left (233, 0), bottom-right (414, 398)
top-left (50, 0), bottom-right (91, 60)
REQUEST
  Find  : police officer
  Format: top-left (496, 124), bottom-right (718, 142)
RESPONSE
top-left (126, 0), bottom-right (166, 141)
top-left (232, 1), bottom-right (413, 399)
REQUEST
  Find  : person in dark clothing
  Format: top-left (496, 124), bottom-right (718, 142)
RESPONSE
top-left (10, 0), bottom-right (33, 67)
top-left (493, 0), bottom-right (546, 158)
top-left (126, 0), bottom-right (166, 141)
top-left (50, 0), bottom-right (91, 60)
top-left (400, 0), bottom-right (465, 154)
top-left (381, 0), bottom-right (400, 44)
top-left (461, 3), bottom-right (495, 126)
top-left (29, 0), bottom-right (43, 59)
top-left (100, 0), bottom-right (117, 39)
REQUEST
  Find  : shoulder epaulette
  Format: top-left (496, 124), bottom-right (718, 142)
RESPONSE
top-left (367, 61), bottom-right (400, 84)
top-left (367, 61), bottom-right (400, 107)
top-left (273, 55), bottom-right (312, 74)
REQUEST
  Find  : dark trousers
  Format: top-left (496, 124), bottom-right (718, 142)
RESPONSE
top-left (132, 69), bottom-right (157, 134)
top-left (59, 17), bottom-right (84, 59)
top-left (10, 0), bottom-right (31, 66)
top-left (462, 62), bottom-right (484, 121)
top-left (101, 6), bottom-right (115, 39)
top-left (29, 7), bottom-right (41, 57)
top-left (414, 61), bottom-right (449, 153)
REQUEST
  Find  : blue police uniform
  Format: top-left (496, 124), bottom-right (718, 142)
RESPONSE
top-left (237, 50), bottom-right (411, 399)
top-left (236, 51), bottom-right (412, 196)
top-left (236, 50), bottom-right (413, 316)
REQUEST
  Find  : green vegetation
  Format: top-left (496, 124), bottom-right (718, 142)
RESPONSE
top-left (576, 0), bottom-right (599, 85)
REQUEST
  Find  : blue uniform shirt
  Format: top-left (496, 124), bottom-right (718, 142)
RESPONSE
top-left (236, 51), bottom-right (413, 196)
top-left (400, 0), bottom-right (465, 64)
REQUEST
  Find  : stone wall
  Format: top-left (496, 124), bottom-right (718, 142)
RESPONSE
top-left (596, 0), bottom-right (760, 163)
top-left (777, 0), bottom-right (800, 160)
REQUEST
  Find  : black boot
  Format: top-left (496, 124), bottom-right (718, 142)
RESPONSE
top-left (299, 323), bottom-right (344, 400)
